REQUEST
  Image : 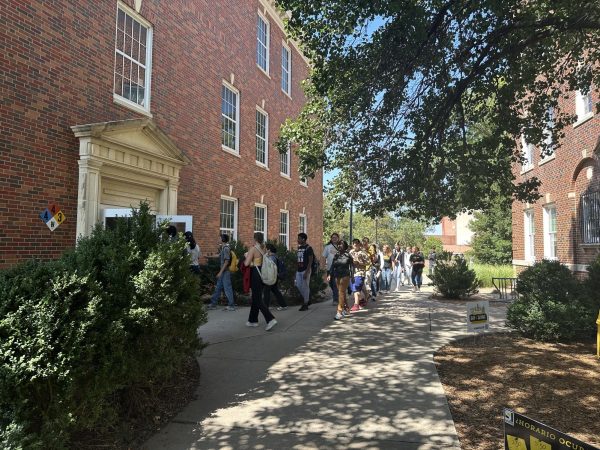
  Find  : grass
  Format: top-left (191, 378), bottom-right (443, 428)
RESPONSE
top-left (470, 263), bottom-right (514, 288)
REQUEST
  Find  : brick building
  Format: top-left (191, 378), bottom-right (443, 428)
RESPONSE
top-left (0, 0), bottom-right (323, 268)
top-left (512, 86), bottom-right (600, 275)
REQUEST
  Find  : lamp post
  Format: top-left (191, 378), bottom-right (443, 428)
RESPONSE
top-left (349, 197), bottom-right (354, 243)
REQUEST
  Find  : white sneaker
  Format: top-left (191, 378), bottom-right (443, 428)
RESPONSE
top-left (223, 306), bottom-right (236, 311)
top-left (246, 321), bottom-right (258, 327)
top-left (265, 319), bottom-right (278, 331)
top-left (276, 306), bottom-right (288, 311)
top-left (334, 313), bottom-right (343, 320)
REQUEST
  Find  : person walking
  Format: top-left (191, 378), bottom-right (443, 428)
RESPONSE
top-left (296, 232), bottom-right (314, 311)
top-left (184, 231), bottom-right (201, 275)
top-left (322, 233), bottom-right (340, 305)
top-left (380, 244), bottom-right (393, 292)
top-left (392, 243), bottom-right (405, 291)
top-left (362, 237), bottom-right (372, 301)
top-left (368, 243), bottom-right (381, 300)
top-left (404, 246), bottom-right (413, 287)
top-left (410, 246), bottom-right (426, 291)
top-left (208, 234), bottom-right (235, 310)
top-left (243, 232), bottom-right (278, 330)
top-left (329, 240), bottom-right (353, 320)
top-left (263, 243), bottom-right (288, 311)
top-left (349, 239), bottom-right (370, 311)
top-left (428, 249), bottom-right (437, 277)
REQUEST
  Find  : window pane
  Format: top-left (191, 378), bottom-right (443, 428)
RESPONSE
top-left (257, 16), bottom-right (268, 71)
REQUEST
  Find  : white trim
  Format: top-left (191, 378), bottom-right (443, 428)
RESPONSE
top-left (565, 263), bottom-right (590, 272)
top-left (156, 214), bottom-right (193, 233)
top-left (520, 136), bottom-right (534, 173)
top-left (255, 106), bottom-right (269, 167)
top-left (298, 213), bottom-right (307, 235)
top-left (538, 154), bottom-right (556, 166)
top-left (512, 259), bottom-right (534, 267)
top-left (524, 209), bottom-right (535, 262)
top-left (280, 172), bottom-right (291, 180)
top-left (574, 90), bottom-right (594, 126)
top-left (542, 204), bottom-right (557, 260)
top-left (513, 260), bottom-right (590, 273)
top-left (280, 143), bottom-right (291, 176)
top-left (257, 11), bottom-right (270, 75)
top-left (279, 209), bottom-right (289, 249)
top-left (254, 203), bottom-right (268, 240)
top-left (299, 176), bottom-right (308, 187)
top-left (221, 81), bottom-right (240, 154)
top-left (573, 111), bottom-right (594, 128)
top-left (114, 2), bottom-right (153, 114)
top-left (220, 195), bottom-right (238, 241)
top-left (281, 41), bottom-right (292, 97)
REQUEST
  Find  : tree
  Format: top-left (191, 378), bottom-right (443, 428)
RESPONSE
top-left (468, 196), bottom-right (513, 264)
top-left (322, 193), bottom-right (426, 245)
top-left (422, 236), bottom-right (444, 255)
top-left (277, 0), bottom-right (600, 220)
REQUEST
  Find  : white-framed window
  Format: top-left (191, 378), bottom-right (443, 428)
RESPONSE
top-left (542, 106), bottom-right (555, 158)
top-left (299, 214), bottom-right (307, 234)
top-left (256, 13), bottom-right (270, 74)
top-left (520, 136), bottom-right (533, 172)
top-left (543, 205), bottom-right (557, 259)
top-left (524, 209), bottom-right (535, 261)
top-left (254, 204), bottom-right (267, 239)
top-left (280, 143), bottom-right (291, 177)
top-left (279, 210), bottom-right (289, 249)
top-left (220, 196), bottom-right (237, 240)
top-left (255, 107), bottom-right (268, 166)
top-left (581, 190), bottom-right (600, 244)
top-left (576, 88), bottom-right (594, 123)
top-left (281, 43), bottom-right (291, 95)
top-left (114, 2), bottom-right (153, 113)
top-left (221, 83), bottom-right (240, 153)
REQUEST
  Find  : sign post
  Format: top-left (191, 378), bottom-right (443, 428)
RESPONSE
top-left (466, 300), bottom-right (490, 333)
top-left (504, 409), bottom-right (599, 450)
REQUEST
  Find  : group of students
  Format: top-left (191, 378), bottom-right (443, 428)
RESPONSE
top-left (323, 233), bottom-right (428, 320)
top-left (189, 230), bottom-right (316, 331)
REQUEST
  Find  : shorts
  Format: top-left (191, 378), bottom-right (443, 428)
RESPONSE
top-left (350, 276), bottom-right (365, 293)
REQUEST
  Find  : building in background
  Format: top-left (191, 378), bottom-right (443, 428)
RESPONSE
top-left (0, 0), bottom-right (323, 268)
top-left (512, 85), bottom-right (599, 275)
top-left (429, 214), bottom-right (475, 254)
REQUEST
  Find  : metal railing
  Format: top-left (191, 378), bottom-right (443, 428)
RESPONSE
top-left (581, 190), bottom-right (600, 244)
top-left (492, 277), bottom-right (518, 301)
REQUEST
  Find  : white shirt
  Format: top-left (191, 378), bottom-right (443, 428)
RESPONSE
top-left (187, 244), bottom-right (201, 266)
top-left (322, 242), bottom-right (338, 271)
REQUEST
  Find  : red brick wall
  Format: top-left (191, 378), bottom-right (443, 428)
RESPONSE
top-left (0, 0), bottom-right (323, 268)
top-left (512, 87), bottom-right (600, 272)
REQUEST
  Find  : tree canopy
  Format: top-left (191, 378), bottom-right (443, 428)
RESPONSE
top-left (468, 195), bottom-right (513, 264)
top-left (277, 0), bottom-right (600, 220)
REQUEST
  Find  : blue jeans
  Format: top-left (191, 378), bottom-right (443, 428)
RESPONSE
top-left (411, 269), bottom-right (423, 288)
top-left (328, 272), bottom-right (338, 302)
top-left (381, 268), bottom-right (392, 291)
top-left (370, 267), bottom-right (379, 297)
top-left (210, 270), bottom-right (234, 306)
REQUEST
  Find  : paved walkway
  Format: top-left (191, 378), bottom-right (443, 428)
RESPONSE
top-left (144, 285), bottom-right (507, 450)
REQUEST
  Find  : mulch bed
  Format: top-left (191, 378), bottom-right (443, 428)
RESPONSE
top-left (435, 332), bottom-right (600, 449)
top-left (71, 355), bottom-right (200, 449)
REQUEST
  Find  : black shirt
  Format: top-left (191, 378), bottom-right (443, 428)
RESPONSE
top-left (297, 244), bottom-right (314, 272)
top-left (331, 252), bottom-right (353, 278)
top-left (409, 252), bottom-right (425, 271)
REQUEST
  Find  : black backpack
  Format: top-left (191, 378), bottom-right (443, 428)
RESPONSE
top-left (276, 256), bottom-right (288, 280)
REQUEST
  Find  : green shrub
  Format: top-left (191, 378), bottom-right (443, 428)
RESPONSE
top-left (506, 260), bottom-right (594, 342)
top-left (470, 264), bottom-right (514, 288)
top-left (0, 203), bottom-right (206, 448)
top-left (582, 254), bottom-right (600, 315)
top-left (430, 257), bottom-right (481, 299)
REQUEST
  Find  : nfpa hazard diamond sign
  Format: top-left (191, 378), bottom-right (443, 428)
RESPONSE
top-left (39, 203), bottom-right (66, 231)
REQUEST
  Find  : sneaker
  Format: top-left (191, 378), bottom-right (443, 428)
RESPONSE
top-left (265, 319), bottom-right (278, 331)
top-left (223, 306), bottom-right (236, 311)
top-left (276, 306), bottom-right (288, 311)
top-left (342, 309), bottom-right (350, 317)
top-left (246, 321), bottom-right (258, 327)
top-left (413, 286), bottom-right (418, 292)
top-left (299, 304), bottom-right (309, 311)
top-left (207, 304), bottom-right (218, 310)
top-left (350, 304), bottom-right (360, 312)
top-left (334, 313), bottom-right (343, 320)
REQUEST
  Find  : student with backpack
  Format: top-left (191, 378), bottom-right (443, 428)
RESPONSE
top-left (208, 234), bottom-right (236, 310)
top-left (263, 243), bottom-right (288, 310)
top-left (243, 232), bottom-right (278, 331)
top-left (296, 232), bottom-right (314, 311)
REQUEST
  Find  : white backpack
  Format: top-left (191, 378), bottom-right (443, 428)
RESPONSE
top-left (255, 245), bottom-right (278, 285)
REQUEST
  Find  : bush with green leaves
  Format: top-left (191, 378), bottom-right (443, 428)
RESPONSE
top-left (506, 260), bottom-right (595, 342)
top-left (0, 203), bottom-right (206, 448)
top-left (430, 255), bottom-right (481, 299)
top-left (582, 254), bottom-right (600, 316)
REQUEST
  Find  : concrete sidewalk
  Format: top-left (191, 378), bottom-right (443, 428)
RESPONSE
top-left (144, 286), bottom-right (507, 450)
